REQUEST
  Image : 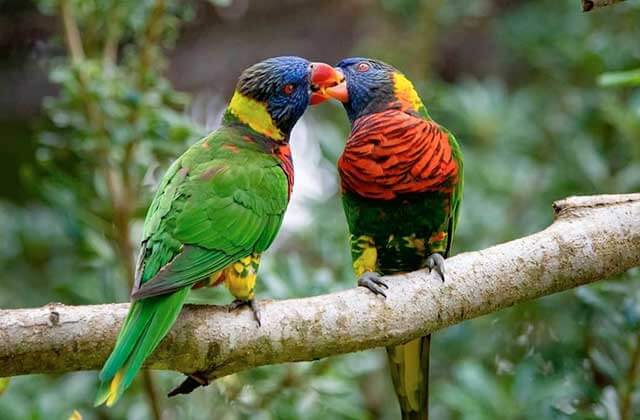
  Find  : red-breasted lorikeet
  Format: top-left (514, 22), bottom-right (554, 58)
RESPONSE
top-left (95, 57), bottom-right (337, 406)
top-left (319, 58), bottom-right (463, 420)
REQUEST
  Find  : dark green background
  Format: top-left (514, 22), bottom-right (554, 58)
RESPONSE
top-left (1, 1), bottom-right (639, 419)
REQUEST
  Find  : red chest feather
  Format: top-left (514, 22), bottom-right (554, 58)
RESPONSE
top-left (338, 110), bottom-right (459, 200)
top-left (275, 144), bottom-right (294, 200)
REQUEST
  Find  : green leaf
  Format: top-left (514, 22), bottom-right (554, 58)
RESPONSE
top-left (598, 69), bottom-right (640, 87)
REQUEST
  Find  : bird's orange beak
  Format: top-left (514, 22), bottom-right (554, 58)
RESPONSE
top-left (310, 63), bottom-right (349, 105)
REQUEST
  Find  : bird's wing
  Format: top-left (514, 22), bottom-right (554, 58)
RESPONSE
top-left (131, 135), bottom-right (289, 299)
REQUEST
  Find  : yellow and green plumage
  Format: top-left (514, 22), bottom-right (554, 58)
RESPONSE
top-left (332, 58), bottom-right (463, 419)
top-left (95, 56), bottom-right (319, 405)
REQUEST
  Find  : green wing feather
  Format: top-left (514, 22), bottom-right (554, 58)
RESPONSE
top-left (96, 129), bottom-right (289, 406)
top-left (130, 246), bottom-right (240, 299)
top-left (445, 130), bottom-right (463, 258)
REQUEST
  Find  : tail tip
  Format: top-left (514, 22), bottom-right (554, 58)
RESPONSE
top-left (94, 371), bottom-right (123, 407)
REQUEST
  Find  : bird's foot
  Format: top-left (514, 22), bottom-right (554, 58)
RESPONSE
top-left (426, 253), bottom-right (446, 282)
top-left (167, 372), bottom-right (209, 397)
top-left (228, 298), bottom-right (261, 326)
top-left (358, 271), bottom-right (388, 298)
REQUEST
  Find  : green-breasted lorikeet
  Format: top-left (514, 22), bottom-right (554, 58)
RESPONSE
top-left (95, 56), bottom-right (337, 406)
top-left (319, 58), bottom-right (463, 419)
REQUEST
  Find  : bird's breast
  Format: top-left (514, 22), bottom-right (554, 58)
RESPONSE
top-left (338, 110), bottom-right (459, 201)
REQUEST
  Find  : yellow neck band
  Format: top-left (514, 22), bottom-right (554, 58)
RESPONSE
top-left (393, 72), bottom-right (424, 112)
top-left (228, 91), bottom-right (284, 141)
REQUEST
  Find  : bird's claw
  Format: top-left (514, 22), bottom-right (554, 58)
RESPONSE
top-left (358, 271), bottom-right (388, 298)
top-left (227, 299), bottom-right (244, 312)
top-left (249, 299), bottom-right (262, 326)
top-left (228, 299), bottom-right (261, 326)
top-left (167, 372), bottom-right (209, 397)
top-left (426, 253), bottom-right (446, 282)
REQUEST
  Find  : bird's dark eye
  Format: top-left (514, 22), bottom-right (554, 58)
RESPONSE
top-left (283, 84), bottom-right (295, 95)
top-left (356, 62), bottom-right (370, 72)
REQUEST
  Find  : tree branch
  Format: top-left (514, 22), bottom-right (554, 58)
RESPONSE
top-left (60, 0), bottom-right (85, 63)
top-left (1, 194), bottom-right (639, 381)
top-left (581, 0), bottom-right (626, 12)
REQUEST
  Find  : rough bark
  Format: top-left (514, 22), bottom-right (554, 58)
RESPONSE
top-left (1, 194), bottom-right (639, 381)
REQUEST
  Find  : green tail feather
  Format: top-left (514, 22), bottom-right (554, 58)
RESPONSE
top-left (95, 288), bottom-right (190, 406)
top-left (386, 335), bottom-right (431, 420)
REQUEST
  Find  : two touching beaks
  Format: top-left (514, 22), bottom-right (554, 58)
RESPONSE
top-left (309, 62), bottom-right (349, 105)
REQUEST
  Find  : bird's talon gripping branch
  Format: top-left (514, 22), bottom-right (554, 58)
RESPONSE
top-left (249, 299), bottom-right (262, 326)
top-left (228, 299), bottom-right (262, 326)
top-left (358, 271), bottom-right (388, 298)
top-left (426, 253), bottom-right (446, 282)
top-left (227, 299), bottom-right (244, 312)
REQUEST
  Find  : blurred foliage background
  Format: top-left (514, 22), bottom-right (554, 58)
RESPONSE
top-left (1, 0), bottom-right (640, 419)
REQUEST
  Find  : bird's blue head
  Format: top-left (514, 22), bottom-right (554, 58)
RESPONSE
top-left (226, 56), bottom-right (335, 141)
top-left (316, 57), bottom-right (425, 123)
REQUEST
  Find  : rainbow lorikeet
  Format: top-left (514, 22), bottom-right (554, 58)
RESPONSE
top-left (95, 56), bottom-right (337, 406)
top-left (319, 58), bottom-right (463, 419)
